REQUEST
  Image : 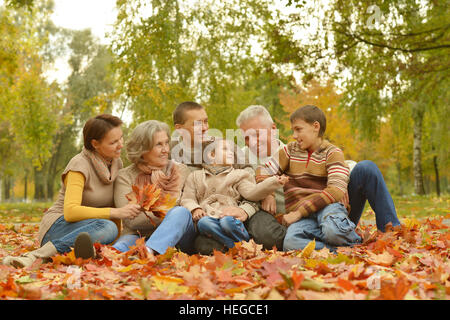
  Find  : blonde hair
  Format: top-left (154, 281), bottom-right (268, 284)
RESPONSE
top-left (126, 120), bottom-right (171, 164)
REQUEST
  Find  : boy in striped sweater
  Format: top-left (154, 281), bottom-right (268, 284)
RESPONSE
top-left (256, 105), bottom-right (361, 251)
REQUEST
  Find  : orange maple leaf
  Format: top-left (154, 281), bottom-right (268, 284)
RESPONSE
top-left (51, 249), bottom-right (81, 266)
top-left (126, 184), bottom-right (177, 225)
top-left (378, 276), bottom-right (411, 300)
top-left (126, 237), bottom-right (152, 260)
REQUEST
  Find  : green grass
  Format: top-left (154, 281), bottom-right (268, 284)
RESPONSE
top-left (393, 195), bottom-right (450, 218)
top-left (360, 194), bottom-right (450, 221)
top-left (0, 195), bottom-right (448, 224)
top-left (0, 202), bottom-right (52, 223)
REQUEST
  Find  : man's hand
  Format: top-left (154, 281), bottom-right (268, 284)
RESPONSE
top-left (220, 206), bottom-right (248, 222)
top-left (261, 194), bottom-right (276, 215)
top-left (192, 208), bottom-right (207, 222)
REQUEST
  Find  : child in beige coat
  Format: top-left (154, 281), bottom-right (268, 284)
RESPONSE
top-left (180, 139), bottom-right (288, 248)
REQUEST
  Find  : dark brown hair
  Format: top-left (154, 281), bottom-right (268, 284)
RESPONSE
top-left (83, 114), bottom-right (123, 151)
top-left (173, 101), bottom-right (205, 125)
top-left (290, 105), bottom-right (327, 137)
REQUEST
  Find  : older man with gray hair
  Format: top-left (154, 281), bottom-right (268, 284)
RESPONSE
top-left (237, 105), bottom-right (401, 251)
top-left (235, 105), bottom-right (289, 249)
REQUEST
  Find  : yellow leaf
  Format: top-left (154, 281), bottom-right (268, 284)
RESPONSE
top-left (224, 284), bottom-right (254, 294)
top-left (151, 275), bottom-right (188, 294)
top-left (403, 218), bottom-right (420, 229)
top-left (116, 265), bottom-right (134, 272)
top-left (304, 258), bottom-right (320, 269)
top-left (300, 278), bottom-right (334, 291)
top-left (151, 275), bottom-right (184, 284)
top-left (51, 249), bottom-right (78, 265)
top-left (300, 239), bottom-right (316, 258)
top-left (265, 288), bottom-right (284, 300)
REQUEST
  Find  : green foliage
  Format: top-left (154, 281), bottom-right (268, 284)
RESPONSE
top-left (67, 30), bottom-right (116, 122)
top-left (0, 0), bottom-right (448, 199)
top-left (43, 29), bottom-right (119, 199)
top-left (10, 69), bottom-right (62, 169)
top-left (0, 3), bottom-right (62, 170)
top-left (4, 0), bottom-right (35, 10)
top-left (111, 0), bottom-right (290, 132)
top-left (0, 1), bottom-right (117, 200)
top-left (272, 0), bottom-right (449, 194)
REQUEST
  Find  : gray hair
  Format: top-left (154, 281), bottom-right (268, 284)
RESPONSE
top-left (126, 120), bottom-right (171, 164)
top-left (235, 105), bottom-right (274, 127)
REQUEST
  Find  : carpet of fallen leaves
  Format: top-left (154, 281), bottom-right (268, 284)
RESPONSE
top-left (0, 217), bottom-right (449, 300)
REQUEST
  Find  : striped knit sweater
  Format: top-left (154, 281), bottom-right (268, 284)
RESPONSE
top-left (256, 140), bottom-right (350, 219)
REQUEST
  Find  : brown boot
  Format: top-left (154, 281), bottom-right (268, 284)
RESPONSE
top-left (2, 242), bottom-right (58, 268)
top-left (74, 232), bottom-right (96, 259)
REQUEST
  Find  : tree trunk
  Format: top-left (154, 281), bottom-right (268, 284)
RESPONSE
top-left (43, 169), bottom-right (49, 201)
top-left (433, 154), bottom-right (440, 197)
top-left (412, 103), bottom-right (426, 195)
top-left (46, 129), bottom-right (67, 201)
top-left (34, 167), bottom-right (46, 201)
top-left (396, 162), bottom-right (403, 195)
top-left (3, 176), bottom-right (11, 200)
top-left (393, 139), bottom-right (403, 196)
top-left (46, 177), bottom-right (54, 200)
top-left (46, 155), bottom-right (58, 201)
top-left (24, 172), bottom-right (28, 201)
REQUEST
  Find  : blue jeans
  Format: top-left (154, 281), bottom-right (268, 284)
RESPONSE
top-left (348, 160), bottom-right (401, 232)
top-left (283, 203), bottom-right (361, 251)
top-left (41, 216), bottom-right (118, 253)
top-left (197, 216), bottom-right (250, 249)
top-left (112, 206), bottom-right (196, 255)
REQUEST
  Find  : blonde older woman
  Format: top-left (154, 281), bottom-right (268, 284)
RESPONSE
top-left (112, 120), bottom-right (195, 255)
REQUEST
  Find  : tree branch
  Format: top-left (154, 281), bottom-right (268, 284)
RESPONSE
top-left (343, 31), bottom-right (450, 53)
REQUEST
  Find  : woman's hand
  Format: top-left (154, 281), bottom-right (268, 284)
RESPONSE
top-left (261, 194), bottom-right (277, 215)
top-left (110, 204), bottom-right (141, 220)
top-left (192, 208), bottom-right (207, 222)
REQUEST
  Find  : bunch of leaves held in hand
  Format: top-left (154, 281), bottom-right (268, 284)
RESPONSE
top-left (125, 184), bottom-right (177, 225)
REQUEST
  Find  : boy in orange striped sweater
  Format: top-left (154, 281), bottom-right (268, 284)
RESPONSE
top-left (256, 105), bottom-right (361, 251)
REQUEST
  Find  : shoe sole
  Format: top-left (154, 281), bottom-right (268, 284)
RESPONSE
top-left (74, 232), bottom-right (95, 259)
top-left (11, 260), bottom-right (26, 269)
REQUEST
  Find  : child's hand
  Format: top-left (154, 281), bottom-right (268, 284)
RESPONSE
top-left (192, 208), bottom-right (207, 222)
top-left (261, 194), bottom-right (277, 215)
top-left (220, 206), bottom-right (248, 222)
top-left (281, 211), bottom-right (302, 227)
top-left (276, 175), bottom-right (289, 186)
